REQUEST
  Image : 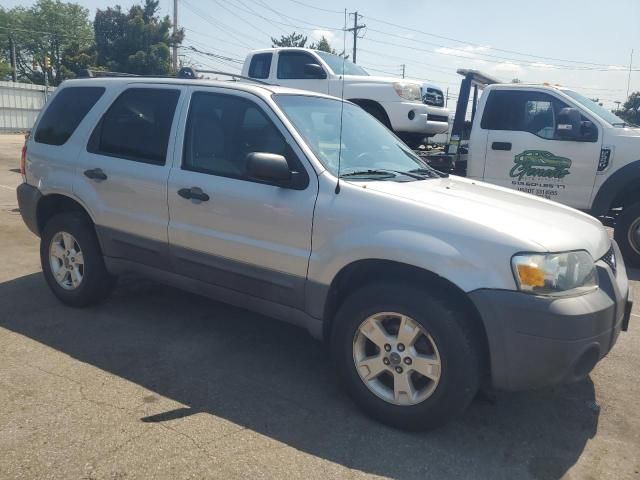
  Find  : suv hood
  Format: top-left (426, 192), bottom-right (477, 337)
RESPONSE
top-left (362, 176), bottom-right (610, 259)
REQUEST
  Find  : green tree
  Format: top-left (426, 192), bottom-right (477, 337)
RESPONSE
top-left (94, 0), bottom-right (183, 75)
top-left (271, 32), bottom-right (308, 48)
top-left (619, 92), bottom-right (640, 125)
top-left (0, 0), bottom-right (94, 85)
top-left (311, 35), bottom-right (334, 53)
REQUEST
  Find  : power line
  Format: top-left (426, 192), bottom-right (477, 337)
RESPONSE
top-left (280, 0), bottom-right (343, 14)
top-left (362, 15), bottom-right (630, 69)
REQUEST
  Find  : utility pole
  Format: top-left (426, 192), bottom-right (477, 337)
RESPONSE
top-left (445, 87), bottom-right (449, 108)
top-left (401, 64), bottom-right (405, 79)
top-left (346, 11), bottom-right (365, 64)
top-left (9, 34), bottom-right (17, 82)
top-left (172, 0), bottom-right (178, 72)
top-left (627, 49), bottom-right (634, 99)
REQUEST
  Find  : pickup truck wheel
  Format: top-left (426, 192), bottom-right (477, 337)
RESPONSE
top-left (40, 212), bottom-right (115, 307)
top-left (614, 202), bottom-right (640, 267)
top-left (331, 283), bottom-right (479, 431)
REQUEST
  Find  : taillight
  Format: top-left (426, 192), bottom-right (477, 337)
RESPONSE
top-left (20, 132), bottom-right (29, 181)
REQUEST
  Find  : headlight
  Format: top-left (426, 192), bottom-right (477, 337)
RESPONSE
top-left (393, 82), bottom-right (422, 102)
top-left (512, 251), bottom-right (597, 296)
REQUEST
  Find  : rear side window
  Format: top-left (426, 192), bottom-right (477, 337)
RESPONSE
top-left (248, 53), bottom-right (272, 79)
top-left (34, 87), bottom-right (105, 145)
top-left (89, 88), bottom-right (180, 165)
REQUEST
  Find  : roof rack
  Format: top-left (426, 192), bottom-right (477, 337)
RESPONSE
top-left (76, 67), bottom-right (270, 86)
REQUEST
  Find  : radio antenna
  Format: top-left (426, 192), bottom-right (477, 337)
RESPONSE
top-left (335, 8), bottom-right (347, 194)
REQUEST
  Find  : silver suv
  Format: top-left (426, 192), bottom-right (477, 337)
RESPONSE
top-left (17, 76), bottom-right (631, 431)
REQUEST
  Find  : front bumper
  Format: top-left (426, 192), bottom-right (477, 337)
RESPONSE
top-left (470, 242), bottom-right (630, 391)
top-left (382, 101), bottom-right (450, 135)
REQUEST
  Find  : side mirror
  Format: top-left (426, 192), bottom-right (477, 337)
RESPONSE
top-left (556, 107), bottom-right (582, 139)
top-left (303, 63), bottom-right (327, 79)
top-left (246, 152), bottom-right (291, 186)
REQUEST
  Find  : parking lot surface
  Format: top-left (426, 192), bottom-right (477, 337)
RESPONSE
top-left (0, 133), bottom-right (639, 480)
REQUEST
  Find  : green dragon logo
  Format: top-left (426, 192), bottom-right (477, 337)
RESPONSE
top-left (509, 150), bottom-right (572, 181)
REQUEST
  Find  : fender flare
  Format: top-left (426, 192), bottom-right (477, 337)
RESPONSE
top-left (591, 160), bottom-right (640, 216)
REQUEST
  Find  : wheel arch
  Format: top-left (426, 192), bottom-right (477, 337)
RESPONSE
top-left (591, 160), bottom-right (640, 216)
top-left (36, 193), bottom-right (96, 234)
top-left (319, 259), bottom-right (491, 381)
top-left (347, 98), bottom-right (392, 129)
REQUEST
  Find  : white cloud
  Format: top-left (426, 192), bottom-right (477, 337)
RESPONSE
top-left (435, 45), bottom-right (490, 58)
top-left (492, 62), bottom-right (525, 74)
top-left (311, 29), bottom-right (335, 43)
top-left (529, 62), bottom-right (554, 70)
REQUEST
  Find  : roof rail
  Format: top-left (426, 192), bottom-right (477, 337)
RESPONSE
top-left (178, 67), bottom-right (270, 85)
top-left (76, 67), bottom-right (270, 86)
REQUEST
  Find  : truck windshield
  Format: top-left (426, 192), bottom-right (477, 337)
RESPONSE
top-left (274, 94), bottom-right (440, 180)
top-left (562, 89), bottom-right (628, 126)
top-left (315, 51), bottom-right (369, 76)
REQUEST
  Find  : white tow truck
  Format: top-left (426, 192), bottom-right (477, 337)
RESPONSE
top-left (423, 69), bottom-right (640, 265)
top-left (241, 47), bottom-right (450, 148)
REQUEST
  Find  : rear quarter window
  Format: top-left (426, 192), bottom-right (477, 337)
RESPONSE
top-left (248, 53), bottom-right (272, 79)
top-left (34, 87), bottom-right (105, 145)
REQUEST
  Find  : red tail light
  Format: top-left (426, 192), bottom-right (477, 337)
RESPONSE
top-left (20, 132), bottom-right (29, 181)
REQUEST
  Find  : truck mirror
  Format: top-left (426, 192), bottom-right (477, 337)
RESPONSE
top-left (556, 107), bottom-right (581, 139)
top-left (304, 63), bottom-right (327, 79)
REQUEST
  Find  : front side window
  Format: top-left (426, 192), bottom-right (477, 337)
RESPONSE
top-left (35, 87), bottom-right (105, 145)
top-left (277, 51), bottom-right (323, 79)
top-left (89, 88), bottom-right (180, 165)
top-left (481, 90), bottom-right (594, 141)
top-left (183, 92), bottom-right (302, 183)
top-left (248, 53), bottom-right (272, 79)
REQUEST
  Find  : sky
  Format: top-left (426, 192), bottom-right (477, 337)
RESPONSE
top-left (6, 0), bottom-right (640, 109)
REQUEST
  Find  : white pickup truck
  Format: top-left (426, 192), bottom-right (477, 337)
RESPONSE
top-left (241, 47), bottom-right (450, 148)
top-left (430, 80), bottom-right (640, 266)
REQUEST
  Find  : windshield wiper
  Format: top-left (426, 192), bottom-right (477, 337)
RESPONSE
top-left (340, 169), bottom-right (397, 179)
top-left (408, 168), bottom-right (447, 179)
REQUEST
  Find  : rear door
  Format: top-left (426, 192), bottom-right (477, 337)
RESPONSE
top-left (167, 87), bottom-right (318, 309)
top-left (74, 84), bottom-right (184, 266)
top-left (274, 51), bottom-right (329, 94)
top-left (480, 89), bottom-right (602, 209)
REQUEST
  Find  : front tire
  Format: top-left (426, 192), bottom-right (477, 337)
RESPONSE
top-left (40, 212), bottom-right (115, 307)
top-left (614, 202), bottom-right (640, 267)
top-left (331, 283), bottom-right (480, 431)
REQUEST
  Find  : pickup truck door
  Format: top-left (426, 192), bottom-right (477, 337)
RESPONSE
top-left (480, 89), bottom-right (602, 209)
top-left (167, 87), bottom-right (318, 310)
top-left (273, 51), bottom-right (329, 94)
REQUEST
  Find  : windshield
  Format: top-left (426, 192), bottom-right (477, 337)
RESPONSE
top-left (315, 50), bottom-right (369, 76)
top-left (274, 94), bottom-right (440, 180)
top-left (562, 89), bottom-right (627, 126)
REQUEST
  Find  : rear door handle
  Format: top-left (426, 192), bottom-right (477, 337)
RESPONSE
top-left (84, 168), bottom-right (107, 180)
top-left (492, 142), bottom-right (512, 151)
top-left (178, 187), bottom-right (210, 202)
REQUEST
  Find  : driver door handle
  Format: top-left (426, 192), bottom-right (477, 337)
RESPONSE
top-left (84, 168), bottom-right (107, 180)
top-left (178, 187), bottom-right (210, 202)
top-left (492, 142), bottom-right (512, 151)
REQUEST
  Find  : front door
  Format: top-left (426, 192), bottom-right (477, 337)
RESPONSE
top-left (274, 50), bottom-right (329, 94)
top-left (481, 89), bottom-right (602, 209)
top-left (167, 88), bottom-right (318, 309)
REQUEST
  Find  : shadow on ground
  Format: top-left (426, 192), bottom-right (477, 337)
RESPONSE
top-left (0, 272), bottom-right (600, 480)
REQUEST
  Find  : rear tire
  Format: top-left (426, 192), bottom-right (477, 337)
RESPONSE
top-left (614, 202), bottom-right (640, 267)
top-left (40, 212), bottom-right (115, 307)
top-left (331, 283), bottom-right (480, 431)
